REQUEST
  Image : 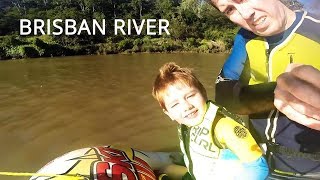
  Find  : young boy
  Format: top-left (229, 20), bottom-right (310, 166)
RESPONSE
top-left (152, 62), bottom-right (269, 179)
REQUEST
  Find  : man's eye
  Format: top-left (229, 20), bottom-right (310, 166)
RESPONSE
top-left (236, 0), bottom-right (245, 3)
top-left (224, 7), bottom-right (235, 15)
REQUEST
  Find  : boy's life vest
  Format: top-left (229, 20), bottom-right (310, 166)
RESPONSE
top-left (179, 101), bottom-right (268, 179)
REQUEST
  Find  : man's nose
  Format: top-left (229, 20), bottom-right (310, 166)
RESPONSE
top-left (236, 3), bottom-right (254, 20)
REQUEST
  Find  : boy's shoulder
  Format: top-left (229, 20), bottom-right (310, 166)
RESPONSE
top-left (207, 100), bottom-right (246, 127)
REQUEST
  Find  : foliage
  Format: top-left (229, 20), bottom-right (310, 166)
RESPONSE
top-left (5, 45), bottom-right (39, 59)
top-left (117, 39), bottom-right (134, 51)
top-left (0, 47), bottom-right (7, 60)
top-left (1, 0), bottom-right (302, 59)
top-left (0, 35), bottom-right (26, 47)
top-left (280, 0), bottom-right (304, 10)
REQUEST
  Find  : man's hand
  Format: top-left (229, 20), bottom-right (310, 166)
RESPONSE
top-left (274, 64), bottom-right (320, 130)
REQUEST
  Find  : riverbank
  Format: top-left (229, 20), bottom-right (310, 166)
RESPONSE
top-left (0, 34), bottom-right (235, 60)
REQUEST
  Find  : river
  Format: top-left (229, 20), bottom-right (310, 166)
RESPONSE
top-left (0, 53), bottom-right (227, 179)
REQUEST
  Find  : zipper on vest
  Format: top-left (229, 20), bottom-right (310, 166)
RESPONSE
top-left (265, 41), bottom-right (270, 81)
top-left (288, 53), bottom-right (295, 63)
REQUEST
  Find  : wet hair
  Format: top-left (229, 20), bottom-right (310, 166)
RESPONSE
top-left (207, 0), bottom-right (301, 11)
top-left (204, 0), bottom-right (218, 10)
top-left (152, 62), bottom-right (207, 110)
top-left (205, 0), bottom-right (213, 6)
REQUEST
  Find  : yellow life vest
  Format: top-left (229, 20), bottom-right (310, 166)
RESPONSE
top-left (246, 11), bottom-right (320, 84)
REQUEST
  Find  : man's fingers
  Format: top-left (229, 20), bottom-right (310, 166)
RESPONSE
top-left (274, 87), bottom-right (320, 120)
top-left (285, 63), bottom-right (301, 72)
top-left (286, 64), bottom-right (320, 89)
top-left (274, 98), bottom-right (320, 131)
top-left (275, 65), bottom-right (320, 130)
top-left (276, 72), bottom-right (320, 109)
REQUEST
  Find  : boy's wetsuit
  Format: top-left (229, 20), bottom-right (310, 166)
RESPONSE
top-left (178, 101), bottom-right (269, 179)
top-left (215, 11), bottom-right (320, 177)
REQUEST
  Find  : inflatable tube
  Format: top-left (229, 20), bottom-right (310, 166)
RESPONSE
top-left (30, 145), bottom-right (175, 180)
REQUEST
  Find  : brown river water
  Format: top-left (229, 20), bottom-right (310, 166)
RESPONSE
top-left (0, 53), bottom-right (227, 179)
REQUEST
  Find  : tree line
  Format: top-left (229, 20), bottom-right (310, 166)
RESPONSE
top-left (0, 0), bottom-right (303, 60)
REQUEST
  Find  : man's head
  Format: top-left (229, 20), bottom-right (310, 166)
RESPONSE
top-left (208, 0), bottom-right (296, 36)
top-left (152, 62), bottom-right (207, 126)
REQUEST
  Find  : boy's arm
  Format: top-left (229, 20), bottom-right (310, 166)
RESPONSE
top-left (214, 117), bottom-right (269, 179)
top-left (214, 117), bottom-right (262, 162)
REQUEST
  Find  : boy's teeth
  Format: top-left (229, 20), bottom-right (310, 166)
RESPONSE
top-left (186, 111), bottom-right (195, 118)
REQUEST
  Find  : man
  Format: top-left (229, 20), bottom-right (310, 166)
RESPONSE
top-left (207, 0), bottom-right (320, 178)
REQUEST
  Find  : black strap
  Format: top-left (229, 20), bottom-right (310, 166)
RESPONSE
top-left (267, 172), bottom-right (320, 180)
top-left (215, 104), bottom-right (246, 127)
top-left (178, 125), bottom-right (196, 180)
top-left (268, 142), bottom-right (320, 162)
top-left (210, 100), bottom-right (247, 148)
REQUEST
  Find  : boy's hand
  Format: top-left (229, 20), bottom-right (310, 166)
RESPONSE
top-left (274, 64), bottom-right (320, 130)
top-left (158, 174), bottom-right (170, 180)
top-left (169, 152), bottom-right (185, 165)
top-left (159, 164), bottom-right (188, 180)
top-left (155, 152), bottom-right (187, 180)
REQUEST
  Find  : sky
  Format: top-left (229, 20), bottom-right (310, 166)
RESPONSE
top-left (299, 0), bottom-right (320, 14)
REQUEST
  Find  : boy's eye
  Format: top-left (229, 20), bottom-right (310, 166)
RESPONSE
top-left (187, 94), bottom-right (195, 99)
top-left (171, 103), bottom-right (178, 108)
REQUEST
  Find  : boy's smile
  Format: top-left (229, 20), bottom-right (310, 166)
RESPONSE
top-left (162, 83), bottom-right (207, 127)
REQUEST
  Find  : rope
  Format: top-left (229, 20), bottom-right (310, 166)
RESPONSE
top-left (0, 171), bottom-right (84, 179)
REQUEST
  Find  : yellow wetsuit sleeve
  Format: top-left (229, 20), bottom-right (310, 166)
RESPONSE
top-left (214, 117), bottom-right (263, 163)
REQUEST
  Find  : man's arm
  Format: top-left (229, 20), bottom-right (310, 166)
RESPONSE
top-left (215, 79), bottom-right (276, 115)
top-left (215, 28), bottom-right (275, 115)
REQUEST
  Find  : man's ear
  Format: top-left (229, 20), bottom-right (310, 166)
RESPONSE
top-left (163, 109), bottom-right (174, 121)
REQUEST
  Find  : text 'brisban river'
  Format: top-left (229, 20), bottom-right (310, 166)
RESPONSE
top-left (19, 19), bottom-right (170, 36)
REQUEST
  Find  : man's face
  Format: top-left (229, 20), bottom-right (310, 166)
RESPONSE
top-left (211, 0), bottom-right (290, 36)
top-left (162, 83), bottom-right (206, 127)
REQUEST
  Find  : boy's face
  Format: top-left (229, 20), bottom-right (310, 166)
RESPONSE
top-left (211, 0), bottom-right (290, 36)
top-left (162, 83), bottom-right (206, 127)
